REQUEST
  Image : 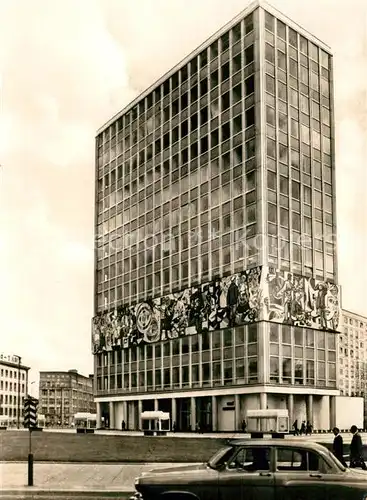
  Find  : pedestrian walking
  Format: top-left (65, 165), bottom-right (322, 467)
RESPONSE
top-left (306, 421), bottom-right (313, 435)
top-left (349, 425), bottom-right (367, 470)
top-left (241, 419), bottom-right (247, 433)
top-left (300, 421), bottom-right (306, 435)
top-left (332, 427), bottom-right (347, 466)
top-left (292, 419), bottom-right (299, 436)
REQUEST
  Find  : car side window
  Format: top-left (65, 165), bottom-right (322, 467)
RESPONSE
top-left (276, 448), bottom-right (323, 472)
top-left (228, 447), bottom-right (270, 472)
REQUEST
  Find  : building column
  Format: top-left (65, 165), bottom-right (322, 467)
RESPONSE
top-left (259, 393), bottom-right (267, 432)
top-left (307, 395), bottom-right (313, 424)
top-left (138, 400), bottom-right (143, 430)
top-left (260, 392), bottom-right (267, 410)
top-left (191, 397), bottom-right (196, 431)
top-left (288, 394), bottom-right (294, 428)
top-left (171, 398), bottom-right (177, 429)
top-left (329, 395), bottom-right (336, 429)
top-left (257, 322), bottom-right (269, 384)
top-left (154, 399), bottom-right (159, 411)
top-left (109, 401), bottom-right (115, 429)
top-left (96, 402), bottom-right (102, 429)
top-left (234, 394), bottom-right (240, 431)
top-left (212, 396), bottom-right (218, 432)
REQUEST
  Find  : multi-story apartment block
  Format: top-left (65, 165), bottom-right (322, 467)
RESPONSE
top-left (91, 0), bottom-right (340, 431)
top-left (39, 370), bottom-right (95, 427)
top-left (339, 310), bottom-right (367, 399)
top-left (0, 353), bottom-right (29, 427)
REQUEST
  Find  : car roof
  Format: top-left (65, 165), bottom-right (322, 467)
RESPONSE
top-left (228, 439), bottom-right (330, 453)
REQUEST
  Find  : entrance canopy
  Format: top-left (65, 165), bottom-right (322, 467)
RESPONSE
top-left (246, 409), bottom-right (289, 418)
top-left (141, 411), bottom-right (170, 420)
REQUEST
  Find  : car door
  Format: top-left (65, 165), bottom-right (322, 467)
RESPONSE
top-left (218, 445), bottom-right (275, 500)
top-left (274, 446), bottom-right (327, 500)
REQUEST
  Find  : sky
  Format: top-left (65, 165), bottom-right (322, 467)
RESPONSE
top-left (0, 0), bottom-right (366, 389)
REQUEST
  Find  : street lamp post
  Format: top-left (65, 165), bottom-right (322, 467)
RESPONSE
top-left (16, 355), bottom-right (21, 429)
top-left (60, 387), bottom-right (63, 427)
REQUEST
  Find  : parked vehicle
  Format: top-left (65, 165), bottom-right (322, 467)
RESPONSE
top-left (130, 438), bottom-right (367, 500)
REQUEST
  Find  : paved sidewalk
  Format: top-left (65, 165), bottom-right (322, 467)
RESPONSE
top-left (0, 462), bottom-right (183, 491)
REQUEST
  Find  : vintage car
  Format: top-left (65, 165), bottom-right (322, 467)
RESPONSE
top-left (130, 438), bottom-right (367, 500)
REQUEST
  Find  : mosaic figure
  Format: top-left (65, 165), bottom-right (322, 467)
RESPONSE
top-left (135, 301), bottom-right (160, 344)
top-left (90, 265), bottom-right (340, 353)
top-left (188, 287), bottom-right (205, 333)
top-left (264, 267), bottom-right (340, 331)
top-left (315, 283), bottom-right (328, 330)
top-left (327, 284), bottom-right (340, 331)
top-left (227, 276), bottom-right (240, 327)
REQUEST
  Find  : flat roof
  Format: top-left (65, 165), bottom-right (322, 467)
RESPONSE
top-left (97, 0), bottom-right (332, 136)
top-left (342, 309), bottom-right (367, 321)
top-left (39, 370), bottom-right (92, 380)
top-left (0, 359), bottom-right (30, 371)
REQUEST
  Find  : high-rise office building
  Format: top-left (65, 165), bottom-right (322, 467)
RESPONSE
top-left (92, 0), bottom-right (340, 431)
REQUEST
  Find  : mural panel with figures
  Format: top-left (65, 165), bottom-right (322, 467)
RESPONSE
top-left (91, 266), bottom-right (340, 354)
top-left (91, 267), bottom-right (262, 353)
top-left (263, 268), bottom-right (340, 331)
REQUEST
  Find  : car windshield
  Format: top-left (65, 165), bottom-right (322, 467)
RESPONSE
top-left (207, 446), bottom-right (235, 470)
top-left (324, 448), bottom-right (347, 472)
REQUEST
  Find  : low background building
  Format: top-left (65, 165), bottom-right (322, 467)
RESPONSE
top-left (340, 310), bottom-right (367, 427)
top-left (0, 353), bottom-right (29, 427)
top-left (39, 369), bottom-right (96, 427)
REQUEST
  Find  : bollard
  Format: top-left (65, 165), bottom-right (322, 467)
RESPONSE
top-left (28, 453), bottom-right (33, 486)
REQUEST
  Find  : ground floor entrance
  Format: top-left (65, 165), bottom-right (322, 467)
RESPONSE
top-left (96, 389), bottom-right (338, 432)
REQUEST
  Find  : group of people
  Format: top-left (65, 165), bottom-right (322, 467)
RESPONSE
top-left (292, 420), bottom-right (313, 435)
top-left (333, 425), bottom-right (366, 469)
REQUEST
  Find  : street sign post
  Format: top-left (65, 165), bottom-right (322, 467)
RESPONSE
top-left (23, 395), bottom-right (38, 486)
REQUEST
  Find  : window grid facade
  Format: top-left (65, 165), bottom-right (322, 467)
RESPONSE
top-left (39, 371), bottom-right (96, 427)
top-left (93, 3), bottom-right (340, 431)
top-left (96, 324), bottom-right (337, 395)
top-left (339, 311), bottom-right (367, 399)
top-left (0, 361), bottom-right (29, 420)
top-left (96, 12), bottom-right (259, 311)
top-left (262, 11), bottom-right (335, 282)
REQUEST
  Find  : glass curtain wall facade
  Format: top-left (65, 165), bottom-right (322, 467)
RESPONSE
top-left (92, 2), bottom-right (340, 431)
top-left (95, 15), bottom-right (258, 310)
top-left (262, 11), bottom-right (336, 280)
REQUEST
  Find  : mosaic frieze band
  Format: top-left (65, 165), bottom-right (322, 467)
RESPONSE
top-left (91, 266), bottom-right (340, 353)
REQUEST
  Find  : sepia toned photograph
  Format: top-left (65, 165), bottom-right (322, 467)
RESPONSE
top-left (0, 0), bottom-right (366, 497)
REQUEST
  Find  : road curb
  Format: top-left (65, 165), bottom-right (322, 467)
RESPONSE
top-left (0, 488), bottom-right (133, 497)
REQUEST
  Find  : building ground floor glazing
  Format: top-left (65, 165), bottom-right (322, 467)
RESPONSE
top-left (95, 322), bottom-right (337, 394)
top-left (94, 321), bottom-right (339, 431)
top-left (95, 388), bottom-right (339, 432)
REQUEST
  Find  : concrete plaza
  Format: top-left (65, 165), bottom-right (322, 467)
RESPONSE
top-left (0, 462), bottom-right (182, 497)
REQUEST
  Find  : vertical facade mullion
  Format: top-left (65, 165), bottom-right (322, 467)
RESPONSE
top-left (258, 7), bottom-right (268, 268)
top-left (128, 347), bottom-right (131, 393)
